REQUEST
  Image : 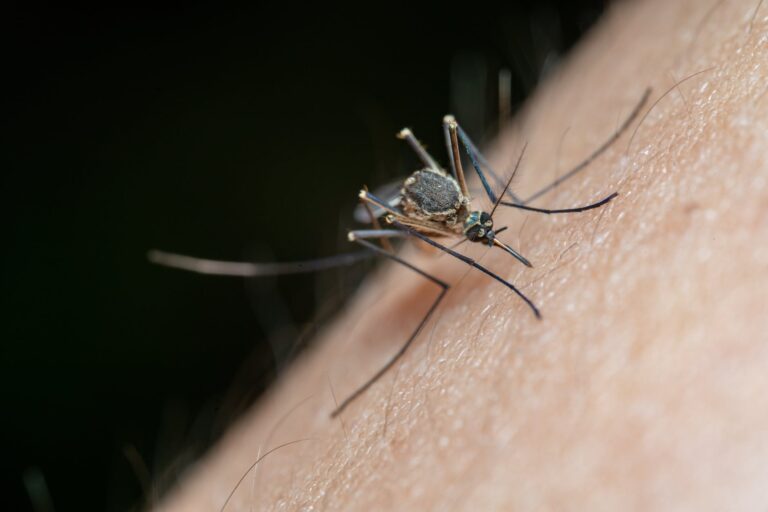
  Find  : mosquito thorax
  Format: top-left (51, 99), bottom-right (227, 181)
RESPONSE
top-left (463, 210), bottom-right (495, 244)
top-left (400, 168), bottom-right (468, 227)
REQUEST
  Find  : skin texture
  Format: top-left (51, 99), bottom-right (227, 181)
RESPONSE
top-left (159, 0), bottom-right (768, 510)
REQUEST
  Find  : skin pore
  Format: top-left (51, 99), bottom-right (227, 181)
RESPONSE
top-left (159, 0), bottom-right (768, 510)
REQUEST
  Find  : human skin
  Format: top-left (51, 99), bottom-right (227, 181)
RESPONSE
top-left (159, 0), bottom-right (768, 510)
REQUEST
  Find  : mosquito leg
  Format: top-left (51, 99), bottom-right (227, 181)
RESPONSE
top-left (389, 220), bottom-right (541, 319)
top-left (332, 233), bottom-right (450, 417)
top-left (358, 189), bottom-right (403, 217)
top-left (501, 191), bottom-right (619, 214)
top-left (359, 190), bottom-right (454, 239)
top-left (489, 143), bottom-right (527, 217)
top-left (397, 128), bottom-right (441, 172)
top-left (362, 185), bottom-right (394, 252)
top-left (443, 116), bottom-right (458, 180)
top-left (450, 89), bottom-right (649, 207)
top-left (147, 249), bottom-right (373, 276)
top-left (450, 120), bottom-right (524, 204)
top-left (480, 127), bottom-right (617, 215)
top-left (443, 116), bottom-right (474, 202)
top-left (522, 88), bottom-right (651, 204)
top-left (347, 229), bottom-right (409, 241)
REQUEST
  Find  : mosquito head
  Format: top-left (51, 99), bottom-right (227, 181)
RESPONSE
top-left (463, 210), bottom-right (495, 246)
top-left (464, 210), bottom-right (533, 267)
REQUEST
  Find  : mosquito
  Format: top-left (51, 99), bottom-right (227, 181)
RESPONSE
top-left (149, 89), bottom-right (650, 417)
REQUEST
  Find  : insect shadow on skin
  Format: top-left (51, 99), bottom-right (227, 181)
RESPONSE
top-left (148, 87), bottom-right (650, 418)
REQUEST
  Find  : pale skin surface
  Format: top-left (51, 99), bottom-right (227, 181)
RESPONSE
top-left (159, 0), bottom-right (768, 510)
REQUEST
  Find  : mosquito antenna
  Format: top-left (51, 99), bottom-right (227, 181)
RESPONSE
top-left (490, 143), bottom-right (527, 218)
top-left (148, 250), bottom-right (372, 276)
top-left (523, 87), bottom-right (651, 204)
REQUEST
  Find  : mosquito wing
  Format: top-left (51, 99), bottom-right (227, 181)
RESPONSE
top-left (352, 178), bottom-right (404, 223)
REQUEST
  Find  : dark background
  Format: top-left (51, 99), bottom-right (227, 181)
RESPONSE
top-left (3, 2), bottom-right (605, 510)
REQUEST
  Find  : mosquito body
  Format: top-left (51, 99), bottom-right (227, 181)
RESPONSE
top-left (377, 145), bottom-right (532, 267)
top-left (401, 165), bottom-right (515, 248)
top-left (149, 88), bottom-right (651, 418)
